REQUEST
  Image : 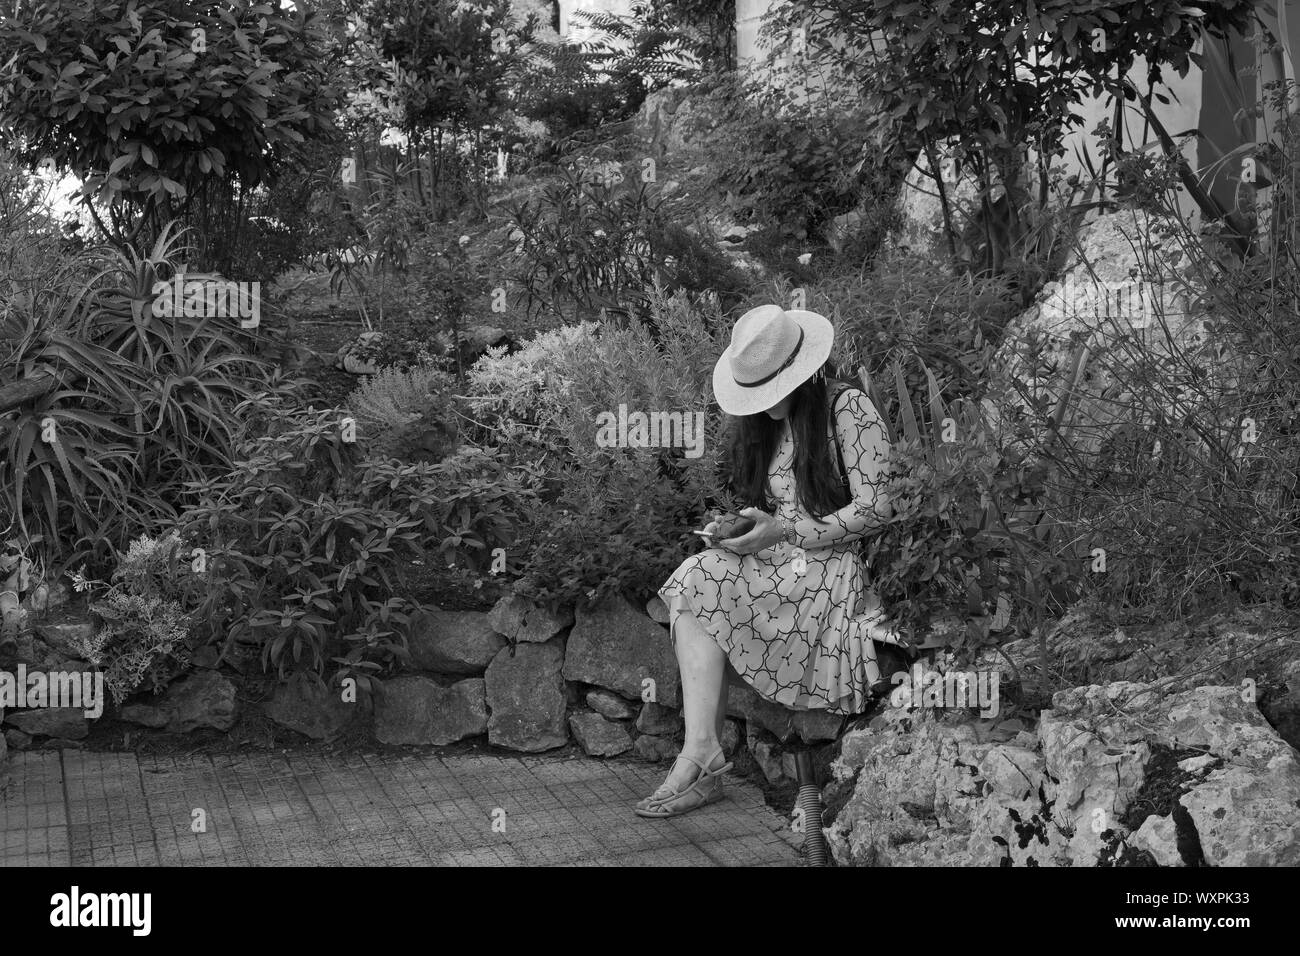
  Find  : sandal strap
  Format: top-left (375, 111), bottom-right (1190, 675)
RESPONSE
top-left (644, 749), bottom-right (730, 804)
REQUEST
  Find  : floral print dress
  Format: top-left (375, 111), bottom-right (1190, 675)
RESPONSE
top-left (658, 384), bottom-right (893, 716)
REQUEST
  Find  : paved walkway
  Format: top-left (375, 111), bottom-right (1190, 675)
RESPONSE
top-left (1, 750), bottom-right (802, 866)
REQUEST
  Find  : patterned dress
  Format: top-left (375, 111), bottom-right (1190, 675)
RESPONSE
top-left (658, 385), bottom-right (893, 716)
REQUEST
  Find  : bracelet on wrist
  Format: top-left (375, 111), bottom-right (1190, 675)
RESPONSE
top-left (779, 515), bottom-right (798, 546)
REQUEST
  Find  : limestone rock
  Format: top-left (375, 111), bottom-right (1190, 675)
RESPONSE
top-left (120, 671), bottom-right (237, 733)
top-left (1180, 765), bottom-right (1300, 866)
top-left (408, 608), bottom-right (506, 674)
top-left (987, 209), bottom-right (1221, 466)
top-left (373, 676), bottom-right (487, 745)
top-left (563, 594), bottom-right (680, 707)
top-left (569, 712), bottom-right (633, 757)
top-left (266, 679), bottom-right (356, 741)
top-left (827, 678), bottom-right (1300, 867)
top-left (985, 602), bottom-right (1300, 753)
top-left (1177, 755), bottom-right (1217, 775)
top-left (1130, 813), bottom-right (1184, 867)
top-left (486, 594), bottom-right (573, 644)
top-left (586, 689), bottom-right (635, 720)
top-left (485, 641), bottom-right (568, 752)
top-left (5, 728), bottom-right (31, 750)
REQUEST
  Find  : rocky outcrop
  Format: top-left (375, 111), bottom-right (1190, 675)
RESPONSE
top-left (986, 209), bottom-right (1224, 463)
top-left (635, 702), bottom-right (682, 737)
top-left (634, 734), bottom-right (678, 762)
top-left (826, 681), bottom-right (1300, 867)
top-left (985, 601), bottom-right (1300, 750)
top-left (726, 682), bottom-right (843, 743)
top-left (586, 690), bottom-right (636, 720)
top-left (374, 676), bottom-right (488, 746)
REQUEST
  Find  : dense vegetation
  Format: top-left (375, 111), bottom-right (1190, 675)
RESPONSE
top-left (1, 0), bottom-right (1293, 704)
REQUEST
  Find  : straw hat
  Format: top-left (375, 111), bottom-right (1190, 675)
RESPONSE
top-left (712, 304), bottom-right (834, 416)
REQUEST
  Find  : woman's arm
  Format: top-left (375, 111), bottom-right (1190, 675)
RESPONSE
top-left (786, 387), bottom-right (892, 550)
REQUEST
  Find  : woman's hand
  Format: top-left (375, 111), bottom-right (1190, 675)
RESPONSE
top-left (717, 507), bottom-right (784, 555)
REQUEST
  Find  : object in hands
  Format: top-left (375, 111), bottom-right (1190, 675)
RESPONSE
top-left (712, 513), bottom-right (757, 540)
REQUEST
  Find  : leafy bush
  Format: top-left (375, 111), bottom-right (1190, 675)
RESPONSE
top-left (679, 71), bottom-right (906, 244)
top-left (503, 161), bottom-right (745, 324)
top-left (515, 0), bottom-right (721, 158)
top-left (71, 532), bottom-right (200, 705)
top-left (742, 259), bottom-right (1020, 412)
top-left (762, 0), bottom-right (1255, 274)
top-left (466, 289), bottom-right (728, 604)
top-left (0, 0), bottom-right (340, 250)
top-left (346, 363), bottom-right (459, 462)
top-left (176, 405), bottom-right (536, 686)
top-left (859, 357), bottom-right (1070, 668)
top-left (0, 223), bottom-right (297, 572)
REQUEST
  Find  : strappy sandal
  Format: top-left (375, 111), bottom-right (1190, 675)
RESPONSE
top-left (634, 747), bottom-right (733, 818)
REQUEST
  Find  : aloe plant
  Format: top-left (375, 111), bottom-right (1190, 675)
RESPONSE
top-left (0, 221), bottom-right (296, 573)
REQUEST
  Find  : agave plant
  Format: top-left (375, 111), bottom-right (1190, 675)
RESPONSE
top-left (0, 221), bottom-right (295, 573)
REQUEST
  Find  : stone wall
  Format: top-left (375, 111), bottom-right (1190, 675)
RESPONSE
top-left (1, 589), bottom-right (835, 793)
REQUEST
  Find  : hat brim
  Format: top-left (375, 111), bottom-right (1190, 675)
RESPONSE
top-left (712, 310), bottom-right (835, 416)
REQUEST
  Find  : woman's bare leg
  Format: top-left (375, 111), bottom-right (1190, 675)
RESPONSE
top-left (660, 608), bottom-right (729, 791)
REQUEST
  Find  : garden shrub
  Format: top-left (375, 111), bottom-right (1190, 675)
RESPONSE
top-left (0, 221), bottom-right (297, 574)
top-left (743, 258), bottom-right (1020, 407)
top-left (346, 363), bottom-right (460, 462)
top-left (502, 160), bottom-right (746, 325)
top-left (70, 532), bottom-right (202, 705)
top-left (466, 289), bottom-right (729, 604)
top-left (678, 71), bottom-right (907, 245)
top-left (860, 356), bottom-right (1072, 669)
top-left (175, 404), bottom-right (536, 687)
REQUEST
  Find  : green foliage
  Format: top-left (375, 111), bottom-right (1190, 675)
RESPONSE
top-left (746, 260), bottom-right (1020, 402)
top-left (0, 0), bottom-right (340, 246)
top-left (352, 0), bottom-right (535, 132)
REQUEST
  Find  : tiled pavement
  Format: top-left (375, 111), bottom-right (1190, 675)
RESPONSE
top-left (0, 750), bottom-right (802, 866)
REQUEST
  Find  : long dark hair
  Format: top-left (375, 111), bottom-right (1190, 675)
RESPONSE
top-left (727, 363), bottom-right (852, 518)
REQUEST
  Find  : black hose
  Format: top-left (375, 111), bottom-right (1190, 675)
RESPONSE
top-left (793, 750), bottom-right (829, 866)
